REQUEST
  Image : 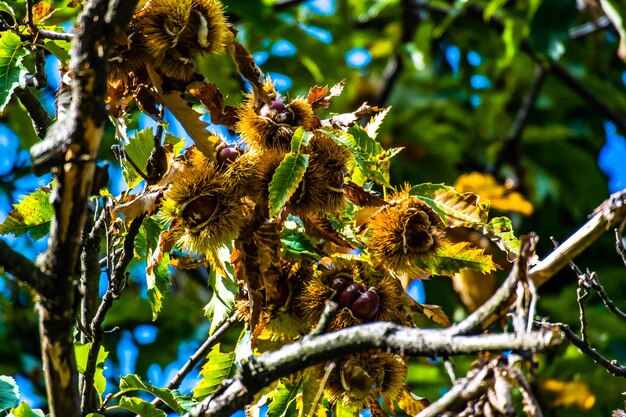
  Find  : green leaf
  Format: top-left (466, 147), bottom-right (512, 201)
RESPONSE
top-left (529, 0), bottom-right (577, 60)
top-left (9, 402), bottom-right (45, 417)
top-left (204, 266), bottom-right (238, 332)
top-left (426, 241), bottom-right (498, 276)
top-left (0, 184), bottom-right (53, 240)
top-left (0, 375), bottom-right (19, 410)
top-left (147, 252), bottom-right (170, 321)
top-left (119, 374), bottom-right (185, 415)
top-left (122, 129), bottom-right (155, 189)
top-left (164, 133), bottom-right (186, 156)
top-left (86, 414), bottom-right (105, 417)
top-left (0, 31), bottom-right (28, 112)
top-left (268, 153), bottom-right (309, 217)
top-left (290, 127), bottom-right (313, 154)
top-left (280, 227), bottom-right (321, 261)
top-left (326, 125), bottom-right (396, 188)
top-left (75, 342), bottom-right (108, 396)
top-left (484, 216), bottom-right (521, 259)
top-left (266, 379), bottom-right (303, 417)
top-left (409, 183), bottom-right (489, 227)
top-left (193, 344), bottom-right (236, 400)
top-left (335, 400), bottom-right (359, 417)
top-left (117, 396), bottom-right (166, 417)
top-left (42, 40), bottom-right (71, 65)
top-left (0, 2), bottom-right (16, 24)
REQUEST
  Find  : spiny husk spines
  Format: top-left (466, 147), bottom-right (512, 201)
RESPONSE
top-left (160, 148), bottom-right (246, 254)
top-left (367, 195), bottom-right (446, 275)
top-left (108, 21), bottom-right (150, 84)
top-left (318, 352), bottom-right (407, 407)
top-left (137, 0), bottom-right (231, 81)
top-left (236, 96), bottom-right (315, 152)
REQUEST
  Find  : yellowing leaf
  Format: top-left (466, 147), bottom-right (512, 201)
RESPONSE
top-left (410, 183), bottom-right (489, 227)
top-left (452, 269), bottom-right (497, 312)
top-left (32, 1), bottom-right (55, 24)
top-left (391, 385), bottom-right (430, 415)
top-left (0, 184), bottom-right (53, 240)
top-left (421, 241), bottom-right (499, 276)
top-left (539, 379), bottom-right (596, 410)
top-left (193, 344), bottom-right (236, 400)
top-left (455, 172), bottom-right (534, 216)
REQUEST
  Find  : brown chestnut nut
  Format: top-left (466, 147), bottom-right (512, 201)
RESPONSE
top-left (350, 289), bottom-right (380, 321)
top-left (259, 100), bottom-right (286, 118)
top-left (330, 276), bottom-right (352, 296)
top-left (217, 145), bottom-right (241, 166)
top-left (181, 195), bottom-right (218, 228)
top-left (338, 283), bottom-right (362, 309)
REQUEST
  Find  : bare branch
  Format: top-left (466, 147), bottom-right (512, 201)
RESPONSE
top-left (416, 366), bottom-right (493, 417)
top-left (14, 87), bottom-right (51, 138)
top-left (529, 189), bottom-right (626, 287)
top-left (184, 325), bottom-right (561, 417)
top-left (81, 215), bottom-right (145, 413)
top-left (547, 323), bottom-right (626, 377)
top-left (168, 314), bottom-right (241, 390)
top-left (0, 238), bottom-right (52, 295)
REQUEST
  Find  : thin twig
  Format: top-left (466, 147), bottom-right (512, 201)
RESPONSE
top-left (615, 227), bottom-right (626, 268)
top-left (568, 16), bottom-right (611, 39)
top-left (412, 1), bottom-right (626, 134)
top-left (588, 272), bottom-right (626, 320)
top-left (492, 66), bottom-right (546, 174)
top-left (547, 323), bottom-right (626, 377)
top-left (509, 366), bottom-right (543, 417)
top-left (445, 234), bottom-right (537, 336)
top-left (307, 300), bottom-right (338, 336)
top-left (81, 215), bottom-right (145, 413)
top-left (167, 315), bottom-right (241, 390)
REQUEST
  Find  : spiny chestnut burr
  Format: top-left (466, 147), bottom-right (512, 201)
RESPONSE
top-left (367, 191), bottom-right (446, 275)
top-left (236, 96), bottom-right (314, 152)
top-left (160, 148), bottom-right (246, 255)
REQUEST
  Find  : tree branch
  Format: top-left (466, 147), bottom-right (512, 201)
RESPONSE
top-left (547, 323), bottom-right (626, 377)
top-left (529, 188), bottom-right (626, 287)
top-left (14, 87), bottom-right (51, 138)
top-left (0, 238), bottom-right (52, 294)
top-left (184, 326), bottom-right (561, 417)
top-left (416, 366), bottom-right (493, 417)
top-left (412, 0), bottom-right (626, 134)
top-left (492, 66), bottom-right (546, 174)
top-left (33, 1), bottom-right (140, 416)
top-left (81, 215), bottom-right (144, 413)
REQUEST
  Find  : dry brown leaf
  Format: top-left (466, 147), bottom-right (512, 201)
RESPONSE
top-left (169, 255), bottom-right (207, 270)
top-left (307, 80), bottom-right (345, 109)
top-left (188, 82), bottom-right (238, 130)
top-left (147, 229), bottom-right (176, 275)
top-left (344, 181), bottom-right (386, 207)
top-left (112, 189), bottom-right (164, 225)
top-left (160, 91), bottom-right (220, 159)
top-left (301, 215), bottom-right (355, 249)
top-left (229, 41), bottom-right (272, 106)
top-left (323, 103), bottom-right (383, 130)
